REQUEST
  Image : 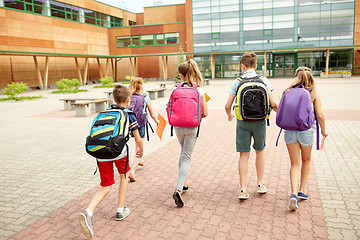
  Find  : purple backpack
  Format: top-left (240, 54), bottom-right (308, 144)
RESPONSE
top-left (276, 86), bottom-right (314, 131)
top-left (276, 85), bottom-right (320, 149)
top-left (128, 92), bottom-right (147, 128)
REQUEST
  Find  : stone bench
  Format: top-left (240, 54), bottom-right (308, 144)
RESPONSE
top-left (204, 79), bottom-right (210, 85)
top-left (71, 99), bottom-right (110, 117)
top-left (104, 91), bottom-right (114, 105)
top-left (146, 88), bottom-right (166, 100)
top-left (59, 98), bottom-right (107, 111)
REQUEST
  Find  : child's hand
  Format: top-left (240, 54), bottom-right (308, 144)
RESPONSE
top-left (321, 130), bottom-right (328, 138)
top-left (136, 150), bottom-right (143, 158)
top-left (155, 119), bottom-right (160, 125)
top-left (228, 114), bottom-right (234, 122)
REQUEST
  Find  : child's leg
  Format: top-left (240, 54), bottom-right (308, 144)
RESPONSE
top-left (299, 145), bottom-right (312, 193)
top-left (117, 174), bottom-right (129, 208)
top-left (175, 128), bottom-right (197, 192)
top-left (239, 152), bottom-right (250, 191)
top-left (286, 143), bottom-right (301, 195)
top-left (87, 186), bottom-right (112, 212)
top-left (255, 149), bottom-right (265, 185)
top-left (128, 137), bottom-right (144, 181)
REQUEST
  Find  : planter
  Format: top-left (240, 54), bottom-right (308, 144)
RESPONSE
top-left (328, 74), bottom-right (341, 78)
top-left (320, 74), bottom-right (328, 78)
top-left (342, 74), bottom-right (351, 78)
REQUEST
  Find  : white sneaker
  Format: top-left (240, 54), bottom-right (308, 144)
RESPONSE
top-left (115, 207), bottom-right (130, 221)
top-left (238, 190), bottom-right (249, 200)
top-left (257, 184), bottom-right (268, 194)
top-left (79, 210), bottom-right (94, 238)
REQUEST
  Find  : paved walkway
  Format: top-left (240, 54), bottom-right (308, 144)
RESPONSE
top-left (0, 77), bottom-right (359, 239)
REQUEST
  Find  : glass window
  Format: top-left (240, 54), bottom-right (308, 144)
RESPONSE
top-left (263, 29), bottom-right (272, 36)
top-left (156, 34), bottom-right (164, 45)
top-left (84, 9), bottom-right (96, 24)
top-left (141, 35), bottom-right (154, 46)
top-left (212, 32), bottom-right (220, 39)
top-left (132, 36), bottom-right (139, 46)
top-left (165, 33), bottom-right (179, 44)
top-left (50, 1), bottom-right (66, 19)
top-left (116, 37), bottom-right (131, 48)
top-left (129, 20), bottom-right (136, 26)
top-left (5, 0), bottom-right (25, 11)
top-left (110, 16), bottom-right (123, 27)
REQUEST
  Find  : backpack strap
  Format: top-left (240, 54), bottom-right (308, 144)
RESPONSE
top-left (314, 108), bottom-right (320, 150)
top-left (275, 128), bottom-right (283, 147)
top-left (124, 144), bottom-right (129, 178)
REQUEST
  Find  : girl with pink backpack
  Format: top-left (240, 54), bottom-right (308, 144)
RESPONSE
top-left (281, 67), bottom-right (328, 210)
top-left (128, 77), bottom-right (159, 182)
top-left (168, 59), bottom-right (208, 207)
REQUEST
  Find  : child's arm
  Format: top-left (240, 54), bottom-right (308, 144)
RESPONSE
top-left (313, 96), bottom-right (328, 138)
top-left (132, 129), bottom-right (144, 158)
top-left (201, 94), bottom-right (208, 118)
top-left (146, 101), bottom-right (160, 124)
top-left (225, 95), bottom-right (235, 121)
top-left (268, 91), bottom-right (278, 112)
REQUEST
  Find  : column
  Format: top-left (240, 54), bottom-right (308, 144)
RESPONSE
top-left (325, 48), bottom-right (330, 73)
top-left (79, 9), bottom-right (85, 23)
top-left (211, 54), bottom-right (215, 80)
top-left (43, 0), bottom-right (51, 16)
top-left (264, 52), bottom-right (268, 77)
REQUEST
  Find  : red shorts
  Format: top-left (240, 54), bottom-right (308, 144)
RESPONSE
top-left (97, 156), bottom-right (129, 187)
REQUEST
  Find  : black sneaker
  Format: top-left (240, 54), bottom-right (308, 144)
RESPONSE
top-left (172, 191), bottom-right (184, 207)
top-left (182, 185), bottom-right (189, 192)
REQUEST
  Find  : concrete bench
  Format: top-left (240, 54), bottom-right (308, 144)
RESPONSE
top-left (59, 98), bottom-right (106, 111)
top-left (71, 99), bottom-right (110, 117)
top-left (204, 79), bottom-right (210, 85)
top-left (104, 91), bottom-right (114, 105)
top-left (146, 88), bottom-right (166, 100)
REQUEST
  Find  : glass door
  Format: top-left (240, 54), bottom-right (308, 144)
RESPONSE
top-left (273, 53), bottom-right (297, 77)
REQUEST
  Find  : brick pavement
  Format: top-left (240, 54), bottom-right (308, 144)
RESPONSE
top-left (1, 78), bottom-right (360, 239)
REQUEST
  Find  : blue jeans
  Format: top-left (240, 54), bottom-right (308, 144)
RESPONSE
top-left (174, 127), bottom-right (198, 191)
top-left (284, 129), bottom-right (314, 147)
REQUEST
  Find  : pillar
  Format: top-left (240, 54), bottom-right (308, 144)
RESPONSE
top-left (264, 52), bottom-right (268, 77)
top-left (43, 0), bottom-right (51, 16)
top-left (325, 48), bottom-right (330, 73)
top-left (210, 54), bottom-right (215, 80)
top-left (79, 9), bottom-right (85, 23)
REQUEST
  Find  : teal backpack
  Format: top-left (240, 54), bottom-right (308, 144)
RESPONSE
top-left (85, 105), bottom-right (130, 162)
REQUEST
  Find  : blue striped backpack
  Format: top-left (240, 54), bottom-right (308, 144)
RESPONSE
top-left (85, 105), bottom-right (130, 160)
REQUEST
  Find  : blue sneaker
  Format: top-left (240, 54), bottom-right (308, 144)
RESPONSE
top-left (298, 192), bottom-right (309, 200)
top-left (289, 194), bottom-right (298, 210)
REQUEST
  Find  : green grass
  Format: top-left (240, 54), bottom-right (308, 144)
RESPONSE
top-left (51, 89), bottom-right (88, 93)
top-left (0, 96), bottom-right (42, 101)
top-left (93, 85), bottom-right (114, 88)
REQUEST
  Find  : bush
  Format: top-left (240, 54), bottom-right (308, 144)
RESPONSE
top-left (100, 76), bottom-right (114, 86)
top-left (55, 78), bottom-right (81, 93)
top-left (2, 82), bottom-right (28, 99)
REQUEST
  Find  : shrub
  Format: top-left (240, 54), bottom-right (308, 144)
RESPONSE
top-left (100, 76), bottom-right (114, 86)
top-left (2, 82), bottom-right (28, 99)
top-left (125, 75), bottom-right (133, 81)
top-left (55, 78), bottom-right (81, 92)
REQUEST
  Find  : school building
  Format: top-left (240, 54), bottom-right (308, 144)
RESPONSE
top-left (0, 0), bottom-right (359, 89)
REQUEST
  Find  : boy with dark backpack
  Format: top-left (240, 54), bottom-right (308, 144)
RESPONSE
top-left (225, 52), bottom-right (278, 200)
top-left (79, 84), bottom-right (143, 238)
top-left (127, 77), bottom-right (159, 182)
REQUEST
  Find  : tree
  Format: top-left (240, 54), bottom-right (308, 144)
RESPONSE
top-left (173, 46), bottom-right (186, 82)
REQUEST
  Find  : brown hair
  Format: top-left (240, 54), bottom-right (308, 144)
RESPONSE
top-left (178, 59), bottom-right (203, 87)
top-left (240, 52), bottom-right (257, 69)
top-left (113, 84), bottom-right (131, 104)
top-left (285, 66), bottom-right (317, 101)
top-left (129, 77), bottom-right (143, 95)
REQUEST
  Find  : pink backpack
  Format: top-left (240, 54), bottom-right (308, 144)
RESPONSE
top-left (166, 82), bottom-right (202, 135)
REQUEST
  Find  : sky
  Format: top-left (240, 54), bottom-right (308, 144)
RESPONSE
top-left (98, 0), bottom-right (185, 13)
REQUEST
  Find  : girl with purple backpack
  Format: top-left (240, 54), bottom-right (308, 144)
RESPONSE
top-left (282, 67), bottom-right (328, 210)
top-left (170, 59), bottom-right (208, 207)
top-left (128, 77), bottom-right (159, 182)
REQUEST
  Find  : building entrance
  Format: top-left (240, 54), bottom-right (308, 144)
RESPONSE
top-left (273, 53), bottom-right (297, 77)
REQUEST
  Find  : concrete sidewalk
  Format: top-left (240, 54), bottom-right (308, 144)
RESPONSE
top-left (1, 78), bottom-right (360, 239)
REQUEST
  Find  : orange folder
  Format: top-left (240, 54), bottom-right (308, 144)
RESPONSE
top-left (205, 93), bottom-right (211, 102)
top-left (156, 114), bottom-right (167, 140)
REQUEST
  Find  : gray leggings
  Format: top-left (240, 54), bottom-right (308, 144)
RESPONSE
top-left (175, 127), bottom-right (198, 192)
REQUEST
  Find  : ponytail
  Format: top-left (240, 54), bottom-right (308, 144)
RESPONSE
top-left (178, 59), bottom-right (203, 87)
top-left (129, 77), bottom-right (143, 95)
top-left (285, 66), bottom-right (316, 101)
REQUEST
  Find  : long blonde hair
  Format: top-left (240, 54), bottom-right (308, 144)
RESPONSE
top-left (178, 59), bottom-right (203, 87)
top-left (129, 77), bottom-right (143, 95)
top-left (285, 66), bottom-right (316, 101)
